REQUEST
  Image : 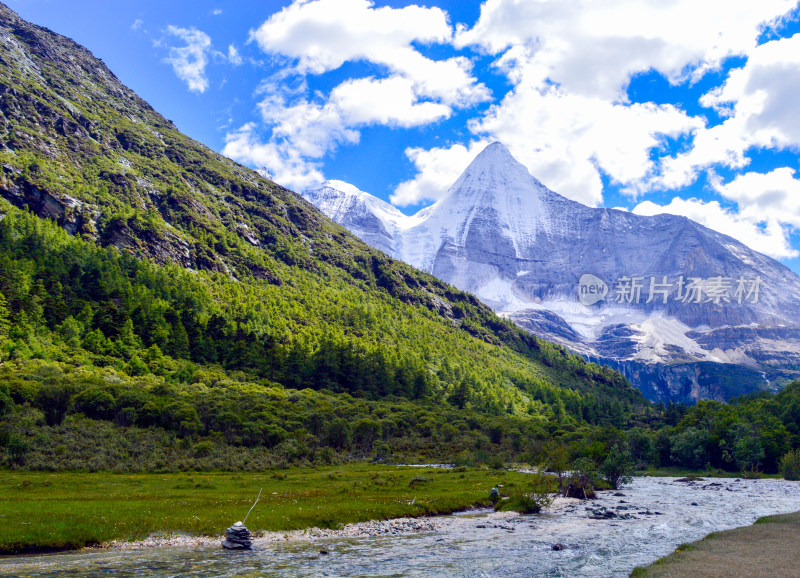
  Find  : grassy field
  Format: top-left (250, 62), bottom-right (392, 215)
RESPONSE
top-left (0, 464), bottom-right (534, 554)
top-left (631, 511), bottom-right (800, 577)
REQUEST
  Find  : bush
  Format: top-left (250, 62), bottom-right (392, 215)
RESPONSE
top-left (781, 449), bottom-right (800, 481)
top-left (600, 447), bottom-right (634, 490)
top-left (36, 382), bottom-right (74, 426)
top-left (193, 441), bottom-right (215, 458)
top-left (564, 457), bottom-right (600, 499)
top-left (72, 387), bottom-right (116, 420)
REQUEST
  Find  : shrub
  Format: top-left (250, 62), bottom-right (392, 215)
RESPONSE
top-left (600, 447), bottom-right (634, 490)
top-left (72, 387), bottom-right (116, 420)
top-left (36, 382), bottom-right (74, 426)
top-left (371, 440), bottom-right (390, 461)
top-left (488, 455), bottom-right (505, 469)
top-left (409, 476), bottom-right (431, 488)
top-left (193, 441), bottom-right (215, 458)
top-left (5, 433), bottom-right (28, 465)
top-left (564, 457), bottom-right (600, 499)
top-left (781, 449), bottom-right (800, 481)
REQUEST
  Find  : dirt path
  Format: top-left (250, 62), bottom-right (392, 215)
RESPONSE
top-left (632, 511), bottom-right (800, 577)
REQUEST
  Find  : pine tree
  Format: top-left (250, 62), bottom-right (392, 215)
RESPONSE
top-left (0, 290), bottom-right (9, 346)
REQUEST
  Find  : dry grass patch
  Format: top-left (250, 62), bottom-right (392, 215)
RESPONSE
top-left (632, 511), bottom-right (800, 578)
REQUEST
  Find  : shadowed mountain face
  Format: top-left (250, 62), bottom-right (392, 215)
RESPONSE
top-left (305, 143), bottom-right (800, 403)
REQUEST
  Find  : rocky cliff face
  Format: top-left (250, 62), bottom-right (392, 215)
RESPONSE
top-left (305, 143), bottom-right (800, 403)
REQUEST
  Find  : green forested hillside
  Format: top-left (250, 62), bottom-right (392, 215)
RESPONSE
top-left (0, 3), bottom-right (657, 469)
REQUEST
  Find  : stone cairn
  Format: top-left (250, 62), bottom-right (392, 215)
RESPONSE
top-left (222, 521), bottom-right (252, 550)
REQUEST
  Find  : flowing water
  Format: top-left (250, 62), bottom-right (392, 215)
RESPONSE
top-left (3, 476), bottom-right (800, 577)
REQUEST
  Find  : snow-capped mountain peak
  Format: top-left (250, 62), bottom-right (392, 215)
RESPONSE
top-left (304, 143), bottom-right (800, 403)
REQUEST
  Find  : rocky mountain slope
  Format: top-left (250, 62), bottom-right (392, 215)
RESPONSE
top-left (305, 143), bottom-right (800, 403)
top-left (0, 2), bottom-right (648, 427)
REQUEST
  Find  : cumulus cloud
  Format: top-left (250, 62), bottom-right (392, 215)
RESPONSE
top-left (223, 87), bottom-right (359, 190)
top-left (257, 93), bottom-right (359, 159)
top-left (331, 76), bottom-right (451, 127)
top-left (392, 141), bottom-right (490, 206)
top-left (250, 0), bottom-right (487, 106)
top-left (715, 167), bottom-right (800, 228)
top-left (633, 197), bottom-right (797, 259)
top-left (456, 0), bottom-right (796, 100)
top-left (473, 84), bottom-right (701, 205)
top-left (222, 123), bottom-right (326, 191)
top-left (223, 0), bottom-right (800, 239)
top-left (656, 34), bottom-right (800, 190)
top-left (163, 26), bottom-right (212, 93)
top-left (443, 0), bottom-right (797, 204)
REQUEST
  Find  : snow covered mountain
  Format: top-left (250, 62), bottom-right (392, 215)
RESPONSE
top-left (303, 143), bottom-right (800, 403)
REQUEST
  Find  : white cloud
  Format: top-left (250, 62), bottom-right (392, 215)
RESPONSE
top-left (257, 94), bottom-right (359, 159)
top-left (222, 123), bottom-right (326, 191)
top-left (131, 19), bottom-right (143, 32)
top-left (456, 0), bottom-right (796, 100)
top-left (212, 9), bottom-right (223, 16)
top-left (251, 0), bottom-right (489, 107)
top-left (331, 76), bottom-right (451, 127)
top-left (242, 0), bottom-right (491, 190)
top-left (227, 44), bottom-right (242, 66)
top-left (656, 34), bottom-right (800, 190)
top-left (227, 0), bottom-right (800, 227)
top-left (392, 141), bottom-right (490, 206)
top-left (632, 167), bottom-right (800, 259)
top-left (164, 26), bottom-right (212, 93)
top-left (714, 167), bottom-right (800, 228)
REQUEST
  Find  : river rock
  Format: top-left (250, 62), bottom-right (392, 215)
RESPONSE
top-left (222, 521), bottom-right (252, 550)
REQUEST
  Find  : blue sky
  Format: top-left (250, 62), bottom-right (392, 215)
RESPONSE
top-left (8, 0), bottom-right (800, 272)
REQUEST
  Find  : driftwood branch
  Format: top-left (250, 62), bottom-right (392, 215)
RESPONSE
top-left (243, 488), bottom-right (263, 524)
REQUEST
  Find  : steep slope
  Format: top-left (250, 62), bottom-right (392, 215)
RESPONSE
top-left (306, 143), bottom-right (800, 403)
top-left (0, 2), bottom-right (646, 435)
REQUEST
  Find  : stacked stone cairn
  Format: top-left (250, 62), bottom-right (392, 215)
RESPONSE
top-left (222, 521), bottom-right (252, 550)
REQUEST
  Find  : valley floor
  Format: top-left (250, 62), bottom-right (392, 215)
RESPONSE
top-left (2, 474), bottom-right (800, 576)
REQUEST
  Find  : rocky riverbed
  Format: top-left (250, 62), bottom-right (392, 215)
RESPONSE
top-left (3, 476), bottom-right (800, 577)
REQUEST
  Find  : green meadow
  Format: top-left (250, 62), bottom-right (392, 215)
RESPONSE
top-left (0, 464), bottom-right (534, 554)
